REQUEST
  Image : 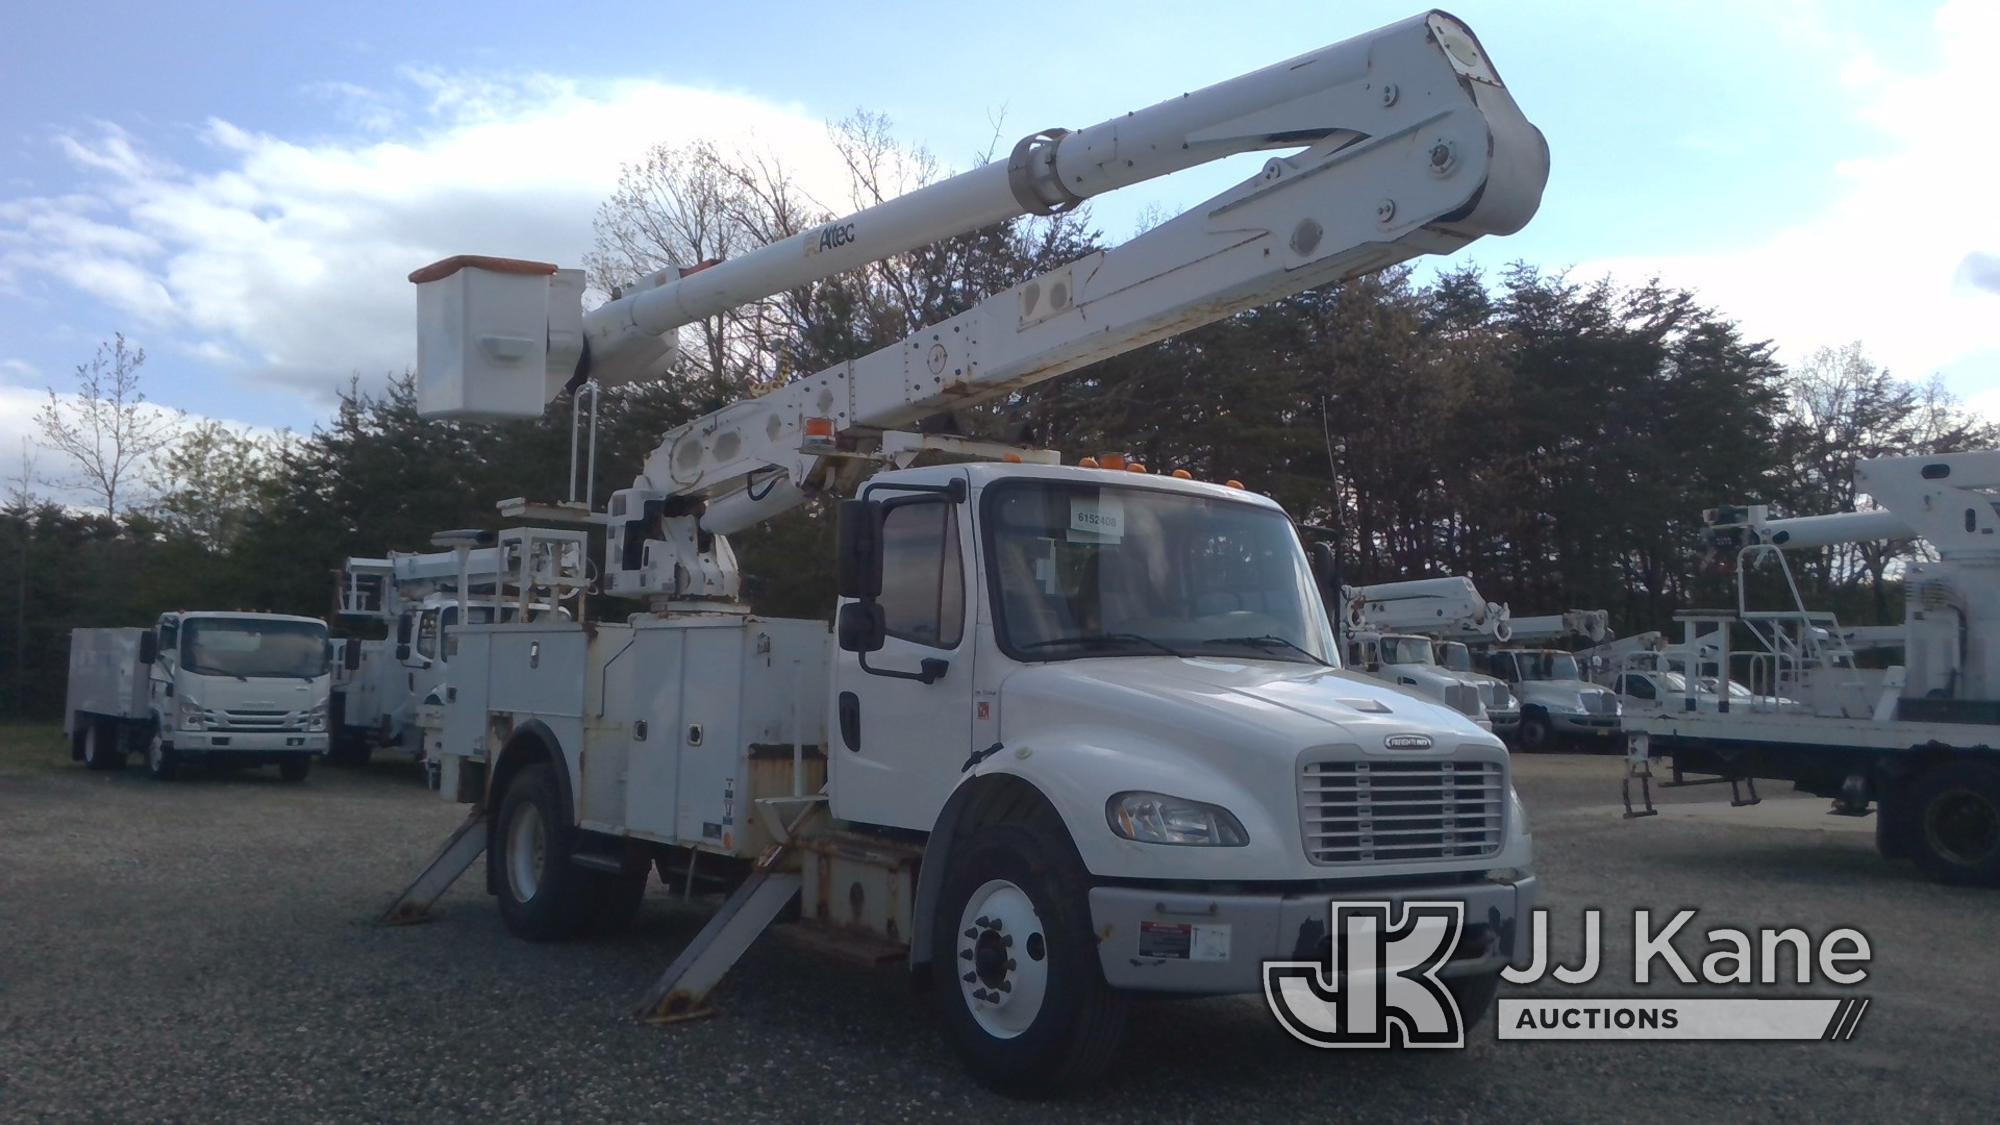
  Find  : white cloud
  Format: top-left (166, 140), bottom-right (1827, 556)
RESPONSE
top-left (0, 71), bottom-right (855, 405)
top-left (0, 358), bottom-right (40, 383)
top-left (1576, 0), bottom-right (1999, 384)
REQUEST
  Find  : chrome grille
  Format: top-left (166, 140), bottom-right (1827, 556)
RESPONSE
top-left (1443, 682), bottom-right (1481, 717)
top-left (205, 708), bottom-right (295, 731)
top-left (1580, 690), bottom-right (1618, 715)
top-left (1300, 758), bottom-right (1505, 864)
top-left (1480, 682), bottom-right (1512, 710)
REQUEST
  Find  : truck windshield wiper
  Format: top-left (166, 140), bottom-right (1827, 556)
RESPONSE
top-left (1019, 633), bottom-right (1187, 658)
top-left (1205, 634), bottom-right (1330, 666)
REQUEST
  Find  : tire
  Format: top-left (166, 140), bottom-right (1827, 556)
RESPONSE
top-left (491, 761), bottom-right (589, 941)
top-left (278, 757), bottom-right (312, 782)
top-left (82, 721), bottom-right (125, 771)
top-left (146, 733), bottom-right (179, 781)
top-left (931, 812), bottom-right (1129, 1097)
top-left (1446, 969), bottom-right (1502, 1031)
top-left (1875, 790), bottom-right (1913, 862)
top-left (1517, 713), bottom-right (1553, 753)
top-left (1907, 761), bottom-right (2000, 887)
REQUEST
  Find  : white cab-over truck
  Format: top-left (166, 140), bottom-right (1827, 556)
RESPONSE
top-left (66, 612), bottom-right (332, 780)
top-left (1343, 629), bottom-right (1498, 730)
top-left (383, 11), bottom-right (1547, 1093)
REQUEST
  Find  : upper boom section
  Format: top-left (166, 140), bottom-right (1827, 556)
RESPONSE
top-left (1703, 451), bottom-right (2000, 565)
top-left (410, 11), bottom-right (1549, 602)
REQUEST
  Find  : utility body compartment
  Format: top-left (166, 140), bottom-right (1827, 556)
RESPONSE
top-left (65, 628), bottom-right (150, 734)
top-left (442, 614), bottom-right (831, 857)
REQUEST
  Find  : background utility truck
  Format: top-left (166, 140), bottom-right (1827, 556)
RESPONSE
top-left (1626, 451), bottom-right (2000, 886)
top-left (1341, 577), bottom-right (1519, 733)
top-left (66, 611), bottom-right (332, 780)
top-left (382, 10), bottom-right (1547, 1093)
top-left (331, 532), bottom-right (571, 770)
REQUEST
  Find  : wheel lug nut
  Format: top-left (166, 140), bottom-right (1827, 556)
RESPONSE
top-left (1006, 959), bottom-right (1017, 971)
top-left (997, 980), bottom-right (1012, 993)
top-left (963, 971), bottom-right (978, 983)
top-left (959, 949), bottom-right (973, 961)
top-left (962, 927), bottom-right (978, 939)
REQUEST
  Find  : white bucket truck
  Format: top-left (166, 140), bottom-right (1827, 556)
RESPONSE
top-left (66, 612), bottom-right (332, 780)
top-left (384, 11), bottom-right (1548, 1092)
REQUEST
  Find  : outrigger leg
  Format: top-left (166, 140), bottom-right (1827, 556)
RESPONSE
top-left (1622, 732), bottom-right (1658, 819)
top-left (380, 808), bottom-right (489, 925)
top-left (633, 847), bottom-right (801, 1023)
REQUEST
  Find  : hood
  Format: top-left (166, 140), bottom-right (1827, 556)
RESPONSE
top-left (998, 655), bottom-right (1495, 751)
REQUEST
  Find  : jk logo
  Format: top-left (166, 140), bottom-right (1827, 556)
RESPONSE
top-left (1262, 900), bottom-right (1466, 1048)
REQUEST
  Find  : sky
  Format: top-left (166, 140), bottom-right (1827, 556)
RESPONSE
top-left (1, 0), bottom-right (1994, 499)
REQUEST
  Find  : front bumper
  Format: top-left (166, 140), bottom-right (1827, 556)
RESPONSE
top-left (168, 730), bottom-right (326, 755)
top-left (1548, 711), bottom-right (1621, 737)
top-left (1487, 709), bottom-right (1521, 734)
top-left (1088, 874), bottom-right (1536, 994)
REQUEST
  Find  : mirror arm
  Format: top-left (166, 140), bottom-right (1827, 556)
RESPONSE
top-left (858, 652), bottom-right (949, 685)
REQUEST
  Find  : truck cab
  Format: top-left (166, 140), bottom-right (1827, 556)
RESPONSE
top-left (1343, 630), bottom-right (1494, 730)
top-left (144, 611), bottom-right (332, 780)
top-left (1480, 647), bottom-right (1621, 750)
top-left (1437, 640), bottom-right (1521, 737)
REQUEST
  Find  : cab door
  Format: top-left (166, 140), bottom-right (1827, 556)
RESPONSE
top-left (828, 473), bottom-right (976, 831)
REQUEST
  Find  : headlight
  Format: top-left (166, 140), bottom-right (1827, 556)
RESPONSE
top-left (1107, 792), bottom-right (1248, 846)
top-left (177, 698), bottom-right (204, 728)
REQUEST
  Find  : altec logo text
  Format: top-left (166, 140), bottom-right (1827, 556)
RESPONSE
top-left (1262, 904), bottom-right (1873, 1046)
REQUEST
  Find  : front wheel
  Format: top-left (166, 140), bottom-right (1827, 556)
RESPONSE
top-left (932, 818), bottom-right (1128, 1097)
top-left (1517, 713), bottom-right (1553, 753)
top-left (1446, 969), bottom-right (1502, 1031)
top-left (1908, 761), bottom-right (2000, 886)
top-left (146, 734), bottom-right (179, 781)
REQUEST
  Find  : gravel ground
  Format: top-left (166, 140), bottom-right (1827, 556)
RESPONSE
top-left (3, 730), bottom-right (1997, 1123)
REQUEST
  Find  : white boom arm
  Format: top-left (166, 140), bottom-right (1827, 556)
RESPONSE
top-left (1701, 452), bottom-right (2000, 564)
top-left (1342, 576), bottom-right (1513, 641)
top-left (1505, 610), bottom-right (1611, 645)
top-left (411, 11), bottom-right (1548, 602)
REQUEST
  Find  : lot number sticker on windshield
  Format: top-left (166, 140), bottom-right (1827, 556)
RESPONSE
top-left (1069, 493), bottom-right (1124, 542)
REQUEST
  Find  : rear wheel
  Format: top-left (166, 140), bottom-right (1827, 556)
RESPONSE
top-left (278, 757), bottom-right (312, 782)
top-left (492, 761), bottom-right (589, 940)
top-left (932, 814), bottom-right (1128, 1097)
top-left (82, 721), bottom-right (125, 771)
top-left (1908, 761), bottom-right (2000, 887)
top-left (146, 733), bottom-right (179, 781)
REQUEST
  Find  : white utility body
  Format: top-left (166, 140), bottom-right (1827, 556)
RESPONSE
top-left (66, 612), bottom-right (332, 780)
top-left (332, 531), bottom-right (585, 770)
top-left (1625, 452), bottom-right (2000, 886)
top-left (385, 11), bottom-right (1548, 1093)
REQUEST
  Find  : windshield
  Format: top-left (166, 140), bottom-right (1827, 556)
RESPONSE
top-left (1438, 642), bottom-right (1472, 672)
top-left (182, 618), bottom-right (329, 678)
top-left (1518, 651), bottom-right (1580, 681)
top-left (987, 481), bottom-right (1332, 664)
top-left (1382, 636), bottom-right (1435, 666)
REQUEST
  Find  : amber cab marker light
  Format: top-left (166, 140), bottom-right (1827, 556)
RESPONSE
top-left (1002, 452), bottom-right (1023, 463)
top-left (1100, 453), bottom-right (1126, 470)
top-left (803, 417), bottom-right (835, 438)
top-left (1171, 469), bottom-right (1193, 480)
top-left (1225, 479), bottom-right (1245, 490)
top-left (1077, 456), bottom-right (1100, 469)
top-left (1127, 463), bottom-right (1147, 473)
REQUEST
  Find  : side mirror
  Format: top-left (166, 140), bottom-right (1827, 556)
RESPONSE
top-left (138, 631), bottom-right (157, 664)
top-left (342, 640), bottom-right (360, 671)
top-left (836, 499), bottom-right (884, 600)
top-left (395, 643), bottom-right (411, 662)
top-left (395, 616), bottom-right (413, 646)
top-left (837, 601), bottom-right (886, 654)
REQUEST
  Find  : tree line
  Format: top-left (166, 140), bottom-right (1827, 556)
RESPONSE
top-left (4, 124), bottom-right (1992, 717)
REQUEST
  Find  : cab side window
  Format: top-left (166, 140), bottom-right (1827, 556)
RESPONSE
top-left (416, 610), bottom-right (441, 661)
top-left (877, 501), bottom-right (964, 649)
